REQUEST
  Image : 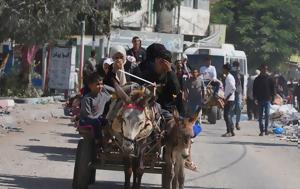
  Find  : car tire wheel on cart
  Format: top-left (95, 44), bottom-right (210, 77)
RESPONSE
top-left (72, 139), bottom-right (94, 189)
top-left (161, 164), bottom-right (167, 189)
top-left (217, 108), bottom-right (222, 120)
top-left (208, 106), bottom-right (218, 124)
top-left (89, 143), bottom-right (96, 185)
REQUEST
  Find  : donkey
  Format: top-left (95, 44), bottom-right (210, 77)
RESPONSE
top-left (110, 82), bottom-right (156, 189)
top-left (163, 108), bottom-right (201, 189)
top-left (120, 103), bottom-right (155, 189)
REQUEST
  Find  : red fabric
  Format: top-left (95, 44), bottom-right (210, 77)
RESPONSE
top-left (80, 88), bottom-right (85, 95)
top-left (124, 104), bottom-right (144, 112)
top-left (21, 46), bottom-right (39, 65)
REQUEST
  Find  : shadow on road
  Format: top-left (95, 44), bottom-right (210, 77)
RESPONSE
top-left (209, 141), bottom-right (297, 147)
top-left (68, 138), bottom-right (80, 144)
top-left (0, 174), bottom-right (161, 189)
top-left (59, 133), bottom-right (80, 138)
top-left (58, 123), bottom-right (76, 127)
top-left (90, 181), bottom-right (160, 189)
top-left (0, 174), bottom-right (71, 189)
top-left (18, 145), bottom-right (76, 162)
top-left (184, 187), bottom-right (231, 189)
top-left (0, 174), bottom-right (230, 189)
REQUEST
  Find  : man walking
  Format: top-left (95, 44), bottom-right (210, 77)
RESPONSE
top-left (222, 64), bottom-right (236, 137)
top-left (231, 61), bottom-right (244, 130)
top-left (247, 70), bottom-right (260, 120)
top-left (294, 79), bottom-right (300, 111)
top-left (126, 36), bottom-right (146, 65)
top-left (253, 64), bottom-right (275, 136)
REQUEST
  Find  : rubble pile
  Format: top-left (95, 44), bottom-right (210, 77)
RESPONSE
top-left (0, 100), bottom-right (22, 135)
top-left (270, 104), bottom-right (300, 144)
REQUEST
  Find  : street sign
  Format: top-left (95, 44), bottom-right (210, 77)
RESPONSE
top-left (48, 46), bottom-right (76, 90)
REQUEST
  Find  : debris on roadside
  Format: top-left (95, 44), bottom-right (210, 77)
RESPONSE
top-left (270, 104), bottom-right (300, 144)
top-left (0, 99), bottom-right (15, 109)
top-left (0, 122), bottom-right (22, 133)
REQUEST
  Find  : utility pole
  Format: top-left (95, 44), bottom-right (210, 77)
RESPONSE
top-left (106, 0), bottom-right (113, 57)
top-left (79, 20), bottom-right (85, 90)
top-left (177, 3), bottom-right (181, 34)
top-left (92, 17), bottom-right (96, 50)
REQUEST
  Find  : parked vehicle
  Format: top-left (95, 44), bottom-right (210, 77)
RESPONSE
top-left (184, 44), bottom-right (248, 124)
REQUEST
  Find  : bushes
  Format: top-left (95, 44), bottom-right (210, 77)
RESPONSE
top-left (0, 68), bottom-right (40, 97)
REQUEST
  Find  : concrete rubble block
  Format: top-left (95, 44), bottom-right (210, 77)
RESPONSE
top-left (0, 115), bottom-right (22, 133)
top-left (0, 99), bottom-right (15, 108)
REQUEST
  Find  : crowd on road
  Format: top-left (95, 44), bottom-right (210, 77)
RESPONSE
top-left (79, 36), bottom-right (299, 139)
top-left (75, 36), bottom-right (300, 172)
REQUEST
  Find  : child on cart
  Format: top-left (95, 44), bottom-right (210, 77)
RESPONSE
top-left (79, 72), bottom-right (111, 145)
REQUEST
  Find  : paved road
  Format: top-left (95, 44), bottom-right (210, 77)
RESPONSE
top-left (0, 109), bottom-right (299, 189)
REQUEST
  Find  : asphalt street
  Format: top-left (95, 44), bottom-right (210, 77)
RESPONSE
top-left (0, 112), bottom-right (299, 189)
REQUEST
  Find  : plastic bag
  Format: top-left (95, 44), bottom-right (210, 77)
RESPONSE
top-left (193, 121), bottom-right (202, 138)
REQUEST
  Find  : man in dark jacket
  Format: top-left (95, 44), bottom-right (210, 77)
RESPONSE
top-left (139, 43), bottom-right (167, 83)
top-left (253, 64), bottom-right (275, 136)
top-left (154, 49), bottom-right (181, 114)
top-left (126, 36), bottom-right (146, 64)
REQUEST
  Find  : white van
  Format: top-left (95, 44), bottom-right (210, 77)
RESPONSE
top-left (184, 44), bottom-right (248, 97)
top-left (184, 44), bottom-right (248, 124)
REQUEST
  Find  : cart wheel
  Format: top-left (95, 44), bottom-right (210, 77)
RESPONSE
top-left (161, 165), bottom-right (167, 189)
top-left (89, 169), bottom-right (96, 184)
top-left (217, 108), bottom-right (222, 120)
top-left (208, 106), bottom-right (218, 124)
top-left (72, 139), bottom-right (94, 189)
top-left (161, 147), bottom-right (167, 189)
top-left (89, 142), bottom-right (96, 185)
top-left (72, 140), bottom-right (81, 189)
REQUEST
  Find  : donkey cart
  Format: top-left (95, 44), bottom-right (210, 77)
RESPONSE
top-left (72, 125), bottom-right (167, 189)
top-left (72, 81), bottom-right (200, 189)
top-left (202, 81), bottom-right (225, 124)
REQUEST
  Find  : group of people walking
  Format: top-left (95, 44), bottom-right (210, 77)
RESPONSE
top-left (223, 63), bottom-right (275, 137)
top-left (80, 35), bottom-right (279, 156)
top-left (222, 61), bottom-right (244, 137)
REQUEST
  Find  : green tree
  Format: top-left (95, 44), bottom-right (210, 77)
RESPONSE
top-left (0, 0), bottom-right (86, 45)
top-left (211, 0), bottom-right (300, 71)
top-left (0, 0), bottom-right (184, 45)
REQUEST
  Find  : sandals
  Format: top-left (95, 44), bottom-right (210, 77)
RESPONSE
top-left (184, 161), bottom-right (198, 172)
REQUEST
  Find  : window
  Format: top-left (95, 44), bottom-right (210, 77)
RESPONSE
top-left (183, 0), bottom-right (193, 8)
top-left (193, 0), bottom-right (199, 9)
top-left (183, 0), bottom-right (208, 9)
top-left (196, 0), bottom-right (210, 10)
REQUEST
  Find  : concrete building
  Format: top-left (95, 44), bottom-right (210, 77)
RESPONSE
top-left (111, 0), bottom-right (210, 37)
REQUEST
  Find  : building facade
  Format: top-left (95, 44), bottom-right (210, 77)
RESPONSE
top-left (111, 0), bottom-right (210, 37)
